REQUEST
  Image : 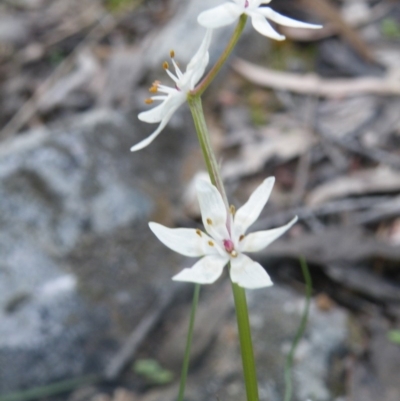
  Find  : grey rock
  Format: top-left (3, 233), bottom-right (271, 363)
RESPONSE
top-left (0, 109), bottom-right (191, 393)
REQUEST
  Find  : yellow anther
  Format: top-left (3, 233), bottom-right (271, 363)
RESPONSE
top-left (144, 98), bottom-right (154, 104)
top-left (231, 250), bottom-right (238, 258)
top-left (206, 218), bottom-right (213, 225)
top-left (170, 50), bottom-right (175, 58)
top-left (149, 85), bottom-right (158, 93)
top-left (196, 229), bottom-right (202, 237)
top-left (230, 205), bottom-right (236, 215)
top-left (239, 235), bottom-right (245, 242)
top-left (208, 241), bottom-right (214, 247)
top-left (163, 61), bottom-right (169, 70)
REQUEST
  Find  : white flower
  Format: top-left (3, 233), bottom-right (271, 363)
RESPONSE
top-left (198, 0), bottom-right (322, 41)
top-left (131, 29), bottom-right (212, 152)
top-left (149, 177), bottom-right (297, 289)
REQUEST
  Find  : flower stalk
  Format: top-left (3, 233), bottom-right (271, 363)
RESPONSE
top-left (187, 95), bottom-right (228, 207)
top-left (232, 281), bottom-right (260, 401)
top-left (177, 284), bottom-right (201, 401)
top-left (188, 82), bottom-right (259, 401)
top-left (192, 14), bottom-right (248, 97)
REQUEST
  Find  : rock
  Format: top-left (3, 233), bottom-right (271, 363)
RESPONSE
top-left (0, 109), bottom-right (193, 393)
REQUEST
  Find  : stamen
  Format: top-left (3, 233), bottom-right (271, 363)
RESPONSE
top-left (196, 229), bottom-right (202, 237)
top-left (170, 50), bottom-right (175, 58)
top-left (163, 61), bottom-right (169, 70)
top-left (206, 218), bottom-right (213, 225)
top-left (208, 241), bottom-right (214, 247)
top-left (144, 98), bottom-right (154, 104)
top-left (230, 205), bottom-right (236, 215)
top-left (231, 250), bottom-right (238, 258)
top-left (239, 235), bottom-right (245, 242)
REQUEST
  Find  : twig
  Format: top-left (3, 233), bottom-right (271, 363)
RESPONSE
top-left (253, 195), bottom-right (394, 230)
top-left (300, 0), bottom-right (375, 62)
top-left (232, 58), bottom-right (400, 97)
top-left (104, 289), bottom-right (175, 381)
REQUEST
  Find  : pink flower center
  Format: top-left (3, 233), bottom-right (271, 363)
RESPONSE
top-left (223, 239), bottom-right (235, 253)
top-left (244, 0), bottom-right (249, 7)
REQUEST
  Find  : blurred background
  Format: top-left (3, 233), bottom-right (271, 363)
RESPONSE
top-left (0, 0), bottom-right (399, 400)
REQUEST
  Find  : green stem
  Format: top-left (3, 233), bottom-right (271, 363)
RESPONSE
top-left (177, 284), bottom-right (201, 401)
top-left (187, 96), bottom-right (228, 207)
top-left (283, 257), bottom-right (312, 401)
top-left (232, 282), bottom-right (260, 401)
top-left (0, 375), bottom-right (99, 401)
top-left (192, 14), bottom-right (248, 97)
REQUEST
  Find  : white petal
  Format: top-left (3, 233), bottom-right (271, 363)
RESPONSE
top-left (258, 7), bottom-right (322, 29)
top-left (234, 177), bottom-right (275, 238)
top-left (197, 3), bottom-right (243, 29)
top-left (196, 179), bottom-right (229, 241)
top-left (132, 94), bottom-right (185, 151)
top-left (172, 255), bottom-right (228, 284)
top-left (149, 222), bottom-right (221, 257)
top-left (230, 253), bottom-right (273, 289)
top-left (240, 216), bottom-right (298, 253)
top-left (250, 12), bottom-right (285, 40)
top-left (186, 29), bottom-right (212, 73)
top-left (138, 99), bottom-right (169, 124)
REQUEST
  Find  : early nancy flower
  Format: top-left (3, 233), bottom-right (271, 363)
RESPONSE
top-left (149, 177), bottom-right (297, 289)
top-left (131, 29), bottom-right (212, 152)
top-left (198, 0), bottom-right (322, 41)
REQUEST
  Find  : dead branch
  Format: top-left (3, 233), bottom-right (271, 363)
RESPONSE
top-left (232, 58), bottom-right (400, 98)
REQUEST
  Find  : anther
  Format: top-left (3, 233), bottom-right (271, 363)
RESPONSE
top-left (170, 50), bottom-right (175, 58)
top-left (231, 250), bottom-right (238, 258)
top-left (145, 98), bottom-right (154, 104)
top-left (163, 61), bottom-right (169, 70)
top-left (196, 229), bottom-right (202, 237)
top-left (239, 235), bottom-right (245, 242)
top-left (149, 85), bottom-right (158, 93)
top-left (208, 241), bottom-right (214, 247)
top-left (206, 218), bottom-right (213, 225)
top-left (230, 205), bottom-right (236, 215)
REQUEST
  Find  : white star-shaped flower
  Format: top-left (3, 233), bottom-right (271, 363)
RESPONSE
top-left (131, 29), bottom-right (212, 152)
top-left (149, 177), bottom-right (297, 289)
top-left (198, 0), bottom-right (321, 41)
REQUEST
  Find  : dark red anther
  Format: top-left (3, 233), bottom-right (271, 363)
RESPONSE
top-left (223, 239), bottom-right (235, 253)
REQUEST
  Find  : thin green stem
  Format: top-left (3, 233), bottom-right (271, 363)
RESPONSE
top-left (283, 257), bottom-right (312, 401)
top-left (0, 375), bottom-right (99, 401)
top-left (177, 284), bottom-right (201, 401)
top-left (187, 96), bottom-right (228, 207)
top-left (192, 14), bottom-right (248, 97)
top-left (232, 282), bottom-right (260, 401)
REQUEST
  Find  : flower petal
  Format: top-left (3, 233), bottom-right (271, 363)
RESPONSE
top-left (197, 3), bottom-right (243, 29)
top-left (172, 255), bottom-right (228, 284)
top-left (249, 12), bottom-right (285, 40)
top-left (186, 29), bottom-right (212, 73)
top-left (149, 222), bottom-right (222, 257)
top-left (196, 179), bottom-right (229, 241)
top-left (230, 253), bottom-right (273, 289)
top-left (240, 216), bottom-right (298, 253)
top-left (258, 7), bottom-right (322, 29)
top-left (234, 177), bottom-right (275, 238)
top-left (132, 94), bottom-right (185, 151)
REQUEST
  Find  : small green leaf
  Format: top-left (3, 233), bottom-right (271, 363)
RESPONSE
top-left (133, 359), bottom-right (174, 385)
top-left (381, 18), bottom-right (400, 38)
top-left (388, 330), bottom-right (400, 344)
